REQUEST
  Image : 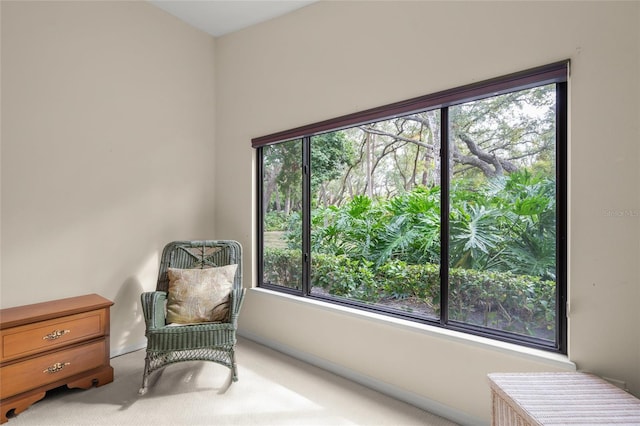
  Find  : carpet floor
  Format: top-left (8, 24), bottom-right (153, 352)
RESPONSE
top-left (6, 337), bottom-right (458, 426)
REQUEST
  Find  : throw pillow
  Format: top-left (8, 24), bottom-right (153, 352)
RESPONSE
top-left (166, 264), bottom-right (237, 324)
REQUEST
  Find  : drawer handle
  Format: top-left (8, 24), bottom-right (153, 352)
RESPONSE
top-left (43, 362), bottom-right (71, 374)
top-left (43, 329), bottom-right (70, 341)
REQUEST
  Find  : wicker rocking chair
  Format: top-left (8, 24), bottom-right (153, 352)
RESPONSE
top-left (139, 240), bottom-right (244, 395)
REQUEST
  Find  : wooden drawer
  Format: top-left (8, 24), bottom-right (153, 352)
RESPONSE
top-left (0, 294), bottom-right (113, 423)
top-left (0, 339), bottom-right (107, 400)
top-left (0, 310), bottom-right (106, 363)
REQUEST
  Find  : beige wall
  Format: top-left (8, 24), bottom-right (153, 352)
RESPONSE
top-left (1, 1), bottom-right (639, 425)
top-left (215, 1), bottom-right (640, 424)
top-left (1, 1), bottom-right (217, 354)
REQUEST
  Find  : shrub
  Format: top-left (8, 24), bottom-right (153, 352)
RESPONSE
top-left (312, 253), bottom-right (377, 301)
top-left (263, 248), bottom-right (555, 337)
top-left (264, 211), bottom-right (289, 231)
top-left (263, 248), bottom-right (302, 289)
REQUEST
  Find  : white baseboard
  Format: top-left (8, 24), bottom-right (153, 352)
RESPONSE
top-left (238, 330), bottom-right (486, 426)
top-left (110, 342), bottom-right (146, 358)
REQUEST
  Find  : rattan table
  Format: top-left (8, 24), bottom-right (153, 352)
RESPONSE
top-left (488, 372), bottom-right (640, 425)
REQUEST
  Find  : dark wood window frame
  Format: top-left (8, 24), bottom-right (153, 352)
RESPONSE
top-left (254, 61), bottom-right (568, 353)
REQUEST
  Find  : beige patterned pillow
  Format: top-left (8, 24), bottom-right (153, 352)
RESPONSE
top-left (166, 264), bottom-right (237, 324)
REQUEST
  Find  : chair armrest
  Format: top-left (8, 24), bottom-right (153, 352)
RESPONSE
top-left (141, 291), bottom-right (167, 329)
top-left (229, 288), bottom-right (246, 326)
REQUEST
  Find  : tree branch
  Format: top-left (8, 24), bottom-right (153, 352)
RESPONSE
top-left (457, 133), bottom-right (518, 176)
top-left (359, 126), bottom-right (436, 151)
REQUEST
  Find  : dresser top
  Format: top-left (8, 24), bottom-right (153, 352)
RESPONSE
top-left (0, 294), bottom-right (113, 329)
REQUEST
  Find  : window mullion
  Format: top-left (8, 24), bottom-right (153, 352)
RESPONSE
top-left (440, 107), bottom-right (450, 326)
top-left (256, 148), bottom-right (265, 287)
top-left (302, 136), bottom-right (311, 296)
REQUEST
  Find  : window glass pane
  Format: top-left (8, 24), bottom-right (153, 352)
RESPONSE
top-left (262, 139), bottom-right (303, 290)
top-left (448, 85), bottom-right (557, 341)
top-left (310, 112), bottom-right (441, 320)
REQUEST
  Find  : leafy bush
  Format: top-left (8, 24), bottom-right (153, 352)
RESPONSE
top-left (263, 247), bottom-right (555, 337)
top-left (448, 268), bottom-right (556, 335)
top-left (293, 170), bottom-right (556, 281)
top-left (263, 248), bottom-right (302, 290)
top-left (266, 171), bottom-right (558, 338)
top-left (376, 259), bottom-right (439, 301)
top-left (312, 253), bottom-right (377, 301)
top-left (263, 211), bottom-right (289, 231)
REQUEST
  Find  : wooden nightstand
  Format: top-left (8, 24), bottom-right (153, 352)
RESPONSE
top-left (0, 294), bottom-right (114, 423)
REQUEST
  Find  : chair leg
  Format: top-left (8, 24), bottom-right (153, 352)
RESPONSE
top-left (139, 355), bottom-right (151, 395)
top-left (231, 348), bottom-right (238, 382)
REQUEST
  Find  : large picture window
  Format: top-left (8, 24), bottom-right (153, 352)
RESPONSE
top-left (255, 62), bottom-right (568, 352)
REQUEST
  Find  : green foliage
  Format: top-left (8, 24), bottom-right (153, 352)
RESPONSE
top-left (376, 259), bottom-right (439, 302)
top-left (310, 195), bottom-right (385, 260)
top-left (311, 132), bottom-right (355, 195)
top-left (448, 169), bottom-right (556, 279)
top-left (449, 204), bottom-right (501, 269)
top-left (373, 187), bottom-right (441, 267)
top-left (448, 269), bottom-right (556, 335)
top-left (298, 170), bottom-right (556, 281)
top-left (264, 211), bottom-right (289, 231)
top-left (263, 248), bottom-right (302, 290)
top-left (497, 169), bottom-right (557, 280)
top-left (271, 169), bottom-right (557, 338)
top-left (262, 133), bottom-right (354, 216)
top-left (312, 254), bottom-right (377, 301)
top-left (264, 247), bottom-right (556, 337)
top-left (263, 140), bottom-right (303, 211)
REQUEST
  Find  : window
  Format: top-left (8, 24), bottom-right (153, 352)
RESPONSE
top-left (255, 62), bottom-right (568, 352)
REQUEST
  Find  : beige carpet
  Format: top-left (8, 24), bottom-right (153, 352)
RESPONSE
top-left (7, 337), bottom-right (458, 426)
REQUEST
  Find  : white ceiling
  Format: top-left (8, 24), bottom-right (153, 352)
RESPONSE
top-left (149, 1), bottom-right (316, 37)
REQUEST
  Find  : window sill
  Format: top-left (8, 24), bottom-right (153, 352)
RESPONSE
top-left (248, 287), bottom-right (576, 370)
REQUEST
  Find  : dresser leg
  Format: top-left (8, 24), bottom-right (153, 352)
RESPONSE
top-left (67, 366), bottom-right (114, 389)
top-left (1, 391), bottom-right (46, 423)
top-left (0, 366), bottom-right (114, 423)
